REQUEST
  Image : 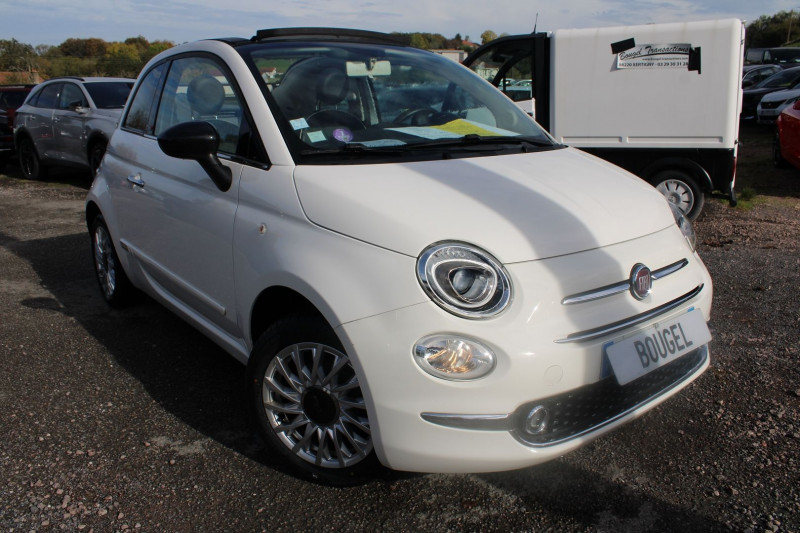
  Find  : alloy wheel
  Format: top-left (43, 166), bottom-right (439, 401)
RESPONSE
top-left (260, 342), bottom-right (372, 468)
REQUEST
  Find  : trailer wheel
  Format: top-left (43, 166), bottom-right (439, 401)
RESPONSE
top-left (651, 170), bottom-right (705, 221)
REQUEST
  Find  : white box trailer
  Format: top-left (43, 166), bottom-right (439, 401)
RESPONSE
top-left (463, 18), bottom-right (745, 220)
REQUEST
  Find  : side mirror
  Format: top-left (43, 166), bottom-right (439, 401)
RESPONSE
top-left (793, 100), bottom-right (800, 111)
top-left (157, 121), bottom-right (232, 192)
top-left (69, 101), bottom-right (88, 113)
top-left (741, 79), bottom-right (755, 89)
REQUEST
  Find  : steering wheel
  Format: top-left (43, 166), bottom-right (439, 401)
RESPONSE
top-left (393, 107), bottom-right (439, 126)
top-left (306, 109), bottom-right (366, 130)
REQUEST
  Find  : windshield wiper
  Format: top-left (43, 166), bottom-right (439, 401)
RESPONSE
top-left (405, 134), bottom-right (556, 151)
top-left (300, 143), bottom-right (407, 156)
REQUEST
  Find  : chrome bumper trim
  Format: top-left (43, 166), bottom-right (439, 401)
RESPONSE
top-left (561, 259), bottom-right (689, 305)
top-left (420, 345), bottom-right (709, 446)
top-left (555, 284), bottom-right (704, 344)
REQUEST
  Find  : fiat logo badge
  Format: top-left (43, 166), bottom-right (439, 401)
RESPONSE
top-left (630, 264), bottom-right (652, 300)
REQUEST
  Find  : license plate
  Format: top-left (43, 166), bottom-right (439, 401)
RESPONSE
top-left (604, 309), bottom-right (711, 385)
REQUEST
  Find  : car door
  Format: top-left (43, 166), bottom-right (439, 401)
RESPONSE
top-left (463, 34), bottom-right (551, 130)
top-left (22, 82), bottom-right (60, 159)
top-left (108, 56), bottom-right (251, 341)
top-left (52, 81), bottom-right (88, 165)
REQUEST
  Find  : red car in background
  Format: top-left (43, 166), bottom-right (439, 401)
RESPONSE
top-left (774, 100), bottom-right (800, 169)
top-left (0, 84), bottom-right (35, 172)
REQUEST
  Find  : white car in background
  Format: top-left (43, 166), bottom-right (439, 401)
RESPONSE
top-left (757, 86), bottom-right (800, 124)
top-left (85, 27), bottom-right (713, 484)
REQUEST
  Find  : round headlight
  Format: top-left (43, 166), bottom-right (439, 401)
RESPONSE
top-left (417, 242), bottom-right (512, 319)
top-left (413, 335), bottom-right (496, 380)
top-left (669, 201), bottom-right (696, 252)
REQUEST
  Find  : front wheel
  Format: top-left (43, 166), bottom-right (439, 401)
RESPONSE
top-left (248, 315), bottom-right (378, 485)
top-left (652, 170), bottom-right (705, 221)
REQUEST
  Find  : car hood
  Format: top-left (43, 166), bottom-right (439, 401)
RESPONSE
top-left (293, 147), bottom-right (674, 263)
top-left (760, 87), bottom-right (800, 103)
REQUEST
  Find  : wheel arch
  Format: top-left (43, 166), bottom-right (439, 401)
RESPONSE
top-left (640, 157), bottom-right (713, 192)
top-left (85, 200), bottom-right (102, 231)
top-left (86, 130), bottom-right (109, 153)
top-left (248, 286), bottom-right (327, 358)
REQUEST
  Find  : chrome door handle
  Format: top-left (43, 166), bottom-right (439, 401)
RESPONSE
top-left (127, 174), bottom-right (145, 187)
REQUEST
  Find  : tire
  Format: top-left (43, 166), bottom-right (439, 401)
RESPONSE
top-left (90, 215), bottom-right (134, 307)
top-left (773, 130), bottom-right (789, 169)
top-left (89, 140), bottom-right (107, 176)
top-left (248, 315), bottom-right (378, 485)
top-left (17, 136), bottom-right (47, 180)
top-left (651, 169), bottom-right (705, 221)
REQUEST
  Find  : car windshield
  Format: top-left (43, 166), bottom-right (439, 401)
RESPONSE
top-left (0, 91), bottom-right (28, 109)
top-left (758, 69), bottom-right (800, 89)
top-left (85, 82), bottom-right (134, 109)
top-left (769, 48), bottom-right (800, 64)
top-left (238, 41), bottom-right (554, 158)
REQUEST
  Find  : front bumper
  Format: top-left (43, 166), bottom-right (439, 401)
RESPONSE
top-left (757, 105), bottom-right (784, 124)
top-left (337, 225), bottom-right (713, 473)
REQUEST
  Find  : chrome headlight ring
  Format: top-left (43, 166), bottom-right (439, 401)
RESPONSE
top-left (416, 242), bottom-right (512, 319)
top-left (669, 201), bottom-right (697, 252)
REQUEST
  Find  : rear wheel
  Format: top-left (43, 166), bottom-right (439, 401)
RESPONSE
top-left (90, 215), bottom-right (134, 307)
top-left (17, 136), bottom-right (47, 180)
top-left (248, 315), bottom-right (378, 485)
top-left (652, 169), bottom-right (705, 221)
top-left (89, 140), bottom-right (107, 176)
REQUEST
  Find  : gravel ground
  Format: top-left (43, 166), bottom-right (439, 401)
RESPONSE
top-left (0, 125), bottom-right (799, 532)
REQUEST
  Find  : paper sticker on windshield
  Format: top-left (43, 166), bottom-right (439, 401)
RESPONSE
top-left (617, 44), bottom-right (691, 69)
top-left (290, 118), bottom-right (309, 130)
top-left (307, 130), bottom-right (326, 143)
top-left (433, 119), bottom-right (518, 137)
top-left (386, 126), bottom-right (462, 140)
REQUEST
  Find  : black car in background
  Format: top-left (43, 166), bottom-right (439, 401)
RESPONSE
top-left (742, 64), bottom-right (782, 88)
top-left (0, 84), bottom-right (35, 172)
top-left (742, 66), bottom-right (800, 119)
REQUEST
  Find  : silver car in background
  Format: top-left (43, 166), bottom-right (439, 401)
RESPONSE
top-left (14, 76), bottom-right (134, 179)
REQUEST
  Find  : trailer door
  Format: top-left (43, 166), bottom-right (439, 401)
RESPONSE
top-left (463, 34), bottom-right (551, 131)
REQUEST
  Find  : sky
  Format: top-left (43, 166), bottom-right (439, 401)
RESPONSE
top-left (1, 0), bottom-right (798, 47)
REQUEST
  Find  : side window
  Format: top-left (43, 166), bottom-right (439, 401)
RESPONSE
top-left (154, 56), bottom-right (244, 155)
top-left (35, 83), bottom-right (61, 109)
top-left (124, 62), bottom-right (168, 134)
top-left (59, 83), bottom-right (86, 109)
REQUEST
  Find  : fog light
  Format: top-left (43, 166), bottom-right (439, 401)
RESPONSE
top-left (524, 405), bottom-right (550, 435)
top-left (413, 335), bottom-right (495, 381)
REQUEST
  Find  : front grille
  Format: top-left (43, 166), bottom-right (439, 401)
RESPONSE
top-left (512, 346), bottom-right (707, 446)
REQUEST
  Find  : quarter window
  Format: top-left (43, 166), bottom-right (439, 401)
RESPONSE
top-left (124, 62), bottom-right (168, 134)
top-left (34, 83), bottom-right (61, 109)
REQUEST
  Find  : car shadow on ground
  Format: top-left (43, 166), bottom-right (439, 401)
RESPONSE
top-left (0, 225), bottom-right (734, 529)
top-left (2, 161), bottom-right (94, 189)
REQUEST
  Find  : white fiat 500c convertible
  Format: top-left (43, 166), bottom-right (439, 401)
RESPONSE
top-left (85, 27), bottom-right (713, 484)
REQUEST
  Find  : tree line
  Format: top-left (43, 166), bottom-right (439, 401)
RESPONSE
top-left (746, 11), bottom-right (800, 48)
top-left (0, 30), bottom-right (504, 83)
top-left (0, 37), bottom-right (175, 82)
